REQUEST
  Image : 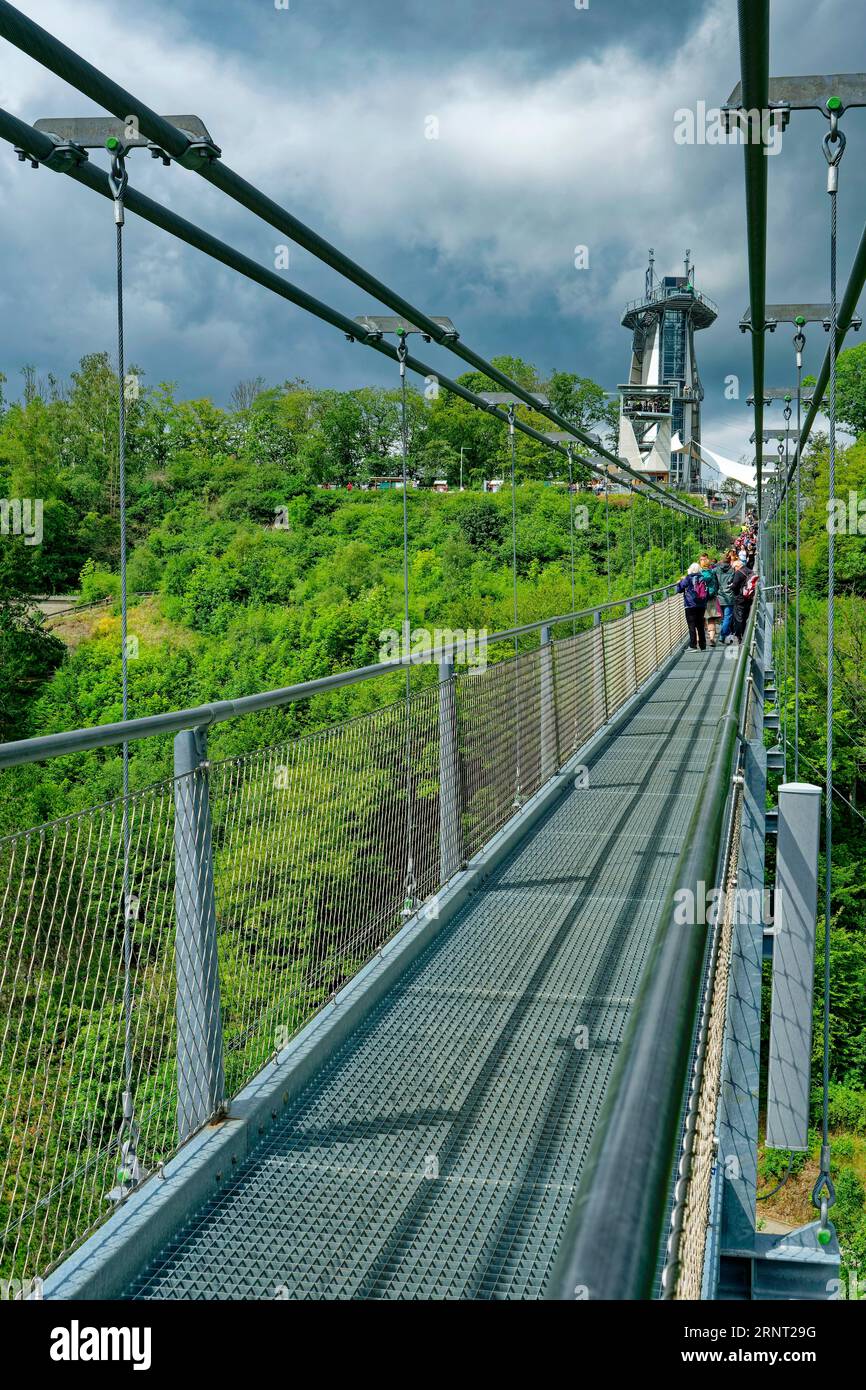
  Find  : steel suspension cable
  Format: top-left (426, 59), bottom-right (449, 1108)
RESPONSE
top-left (396, 331), bottom-right (418, 918)
top-left (508, 407), bottom-right (522, 807)
top-left (567, 447), bottom-right (577, 635)
top-left (737, 0), bottom-right (770, 519)
top-left (106, 138), bottom-right (139, 1194)
top-left (782, 405), bottom-right (791, 779)
top-left (604, 469), bottom-right (611, 600)
top-left (793, 324), bottom-right (806, 781)
top-left (0, 10), bottom-right (717, 527)
top-left (813, 111), bottom-right (846, 1240)
top-left (629, 488), bottom-right (636, 594)
top-left (0, 126), bottom-right (705, 539)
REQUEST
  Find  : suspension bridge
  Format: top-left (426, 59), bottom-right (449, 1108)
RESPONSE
top-left (0, 0), bottom-right (859, 1301)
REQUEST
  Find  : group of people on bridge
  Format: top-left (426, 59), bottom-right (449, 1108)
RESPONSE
top-left (676, 522), bottom-right (758, 652)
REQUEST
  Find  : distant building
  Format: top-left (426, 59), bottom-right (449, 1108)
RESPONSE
top-left (370, 476), bottom-right (407, 490)
top-left (618, 250), bottom-right (717, 490)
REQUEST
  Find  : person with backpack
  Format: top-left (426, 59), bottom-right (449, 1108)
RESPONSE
top-left (699, 552), bottom-right (722, 648)
top-left (717, 550), bottom-right (737, 642)
top-left (726, 559), bottom-right (756, 644)
top-left (677, 562), bottom-right (708, 650)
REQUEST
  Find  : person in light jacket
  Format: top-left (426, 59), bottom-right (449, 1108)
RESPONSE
top-left (717, 550), bottom-right (737, 643)
top-left (676, 562), bottom-right (707, 651)
top-left (699, 552), bottom-right (722, 648)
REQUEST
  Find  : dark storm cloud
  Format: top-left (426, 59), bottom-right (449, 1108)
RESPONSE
top-left (0, 0), bottom-right (863, 467)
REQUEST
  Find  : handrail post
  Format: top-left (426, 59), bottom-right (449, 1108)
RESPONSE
top-left (173, 727), bottom-right (225, 1142)
top-left (765, 781), bottom-right (821, 1150)
top-left (438, 658), bottom-right (462, 882)
top-left (649, 590), bottom-right (660, 671)
top-left (540, 624), bottom-right (556, 781)
top-left (625, 600), bottom-right (637, 698)
top-left (593, 609), bottom-right (607, 725)
top-left (666, 585), bottom-right (674, 657)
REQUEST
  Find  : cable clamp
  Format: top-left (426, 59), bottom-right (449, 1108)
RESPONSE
top-left (811, 1163), bottom-right (836, 1244)
top-left (21, 135), bottom-right (89, 172)
top-left (823, 123), bottom-right (845, 194)
top-left (176, 135), bottom-right (222, 170)
top-left (106, 140), bottom-right (129, 225)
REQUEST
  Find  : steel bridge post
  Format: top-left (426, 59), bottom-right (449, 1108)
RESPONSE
top-left (438, 658), bottom-right (462, 882)
top-left (625, 600), bottom-right (638, 698)
top-left (540, 624), bottom-right (556, 782)
top-left (593, 609), bottom-right (607, 725)
top-left (650, 590), bottom-right (660, 671)
top-left (173, 727), bottom-right (225, 1143)
top-left (765, 782), bottom-right (821, 1150)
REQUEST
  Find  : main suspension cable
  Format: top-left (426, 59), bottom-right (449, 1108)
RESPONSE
top-left (508, 405), bottom-right (523, 808)
top-left (782, 401), bottom-right (791, 780)
top-left (396, 330), bottom-right (418, 919)
top-left (604, 468), bottom-right (611, 600)
top-left (567, 446), bottom-right (577, 635)
top-left (793, 321), bottom-right (806, 781)
top-left (813, 105), bottom-right (846, 1241)
top-left (106, 135), bottom-right (139, 1197)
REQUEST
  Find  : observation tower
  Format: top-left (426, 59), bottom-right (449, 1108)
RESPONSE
top-left (618, 250), bottom-right (718, 490)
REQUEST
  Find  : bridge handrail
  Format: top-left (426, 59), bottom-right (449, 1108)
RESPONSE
top-left (546, 590), bottom-right (760, 1301)
top-left (0, 584), bottom-right (693, 1284)
top-left (0, 582), bottom-right (681, 769)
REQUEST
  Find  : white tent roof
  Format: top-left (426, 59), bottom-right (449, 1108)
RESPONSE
top-left (698, 442), bottom-right (756, 489)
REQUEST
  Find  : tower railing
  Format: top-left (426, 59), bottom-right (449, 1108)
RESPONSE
top-left (0, 582), bottom-right (688, 1288)
top-left (622, 284), bottom-right (719, 320)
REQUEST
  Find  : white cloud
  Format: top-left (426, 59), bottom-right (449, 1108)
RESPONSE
top-left (0, 0), bottom-right (861, 474)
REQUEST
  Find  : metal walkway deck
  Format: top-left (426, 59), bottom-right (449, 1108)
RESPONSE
top-left (125, 645), bottom-right (736, 1301)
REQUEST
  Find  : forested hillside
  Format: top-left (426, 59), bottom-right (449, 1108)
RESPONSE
top-left (0, 352), bottom-right (698, 832)
top-left (760, 430), bottom-right (866, 1278)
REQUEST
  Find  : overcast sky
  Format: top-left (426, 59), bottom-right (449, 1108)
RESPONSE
top-left (1, 0), bottom-right (863, 468)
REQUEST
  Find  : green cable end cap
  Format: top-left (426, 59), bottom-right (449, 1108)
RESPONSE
top-left (795, 315), bottom-right (806, 326)
top-left (817, 1227), bottom-right (832, 1245)
top-left (105, 136), bottom-right (120, 151)
top-left (826, 96), bottom-right (842, 113)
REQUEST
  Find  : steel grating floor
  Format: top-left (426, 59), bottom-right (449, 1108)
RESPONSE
top-left (126, 646), bottom-right (736, 1301)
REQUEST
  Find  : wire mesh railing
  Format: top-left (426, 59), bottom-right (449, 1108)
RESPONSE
top-left (0, 782), bottom-right (179, 1292)
top-left (0, 586), bottom-right (688, 1287)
